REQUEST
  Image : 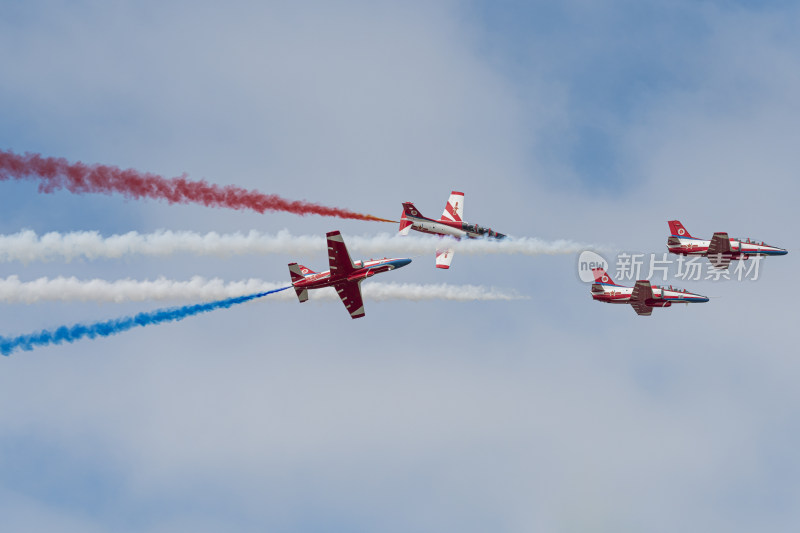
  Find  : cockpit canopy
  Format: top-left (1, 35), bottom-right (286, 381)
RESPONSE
top-left (464, 223), bottom-right (506, 239)
top-left (739, 237), bottom-right (769, 246)
top-left (662, 285), bottom-right (688, 293)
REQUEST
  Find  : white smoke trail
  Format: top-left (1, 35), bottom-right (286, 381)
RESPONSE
top-left (0, 276), bottom-right (525, 304)
top-left (360, 282), bottom-right (524, 302)
top-left (0, 229), bottom-right (594, 263)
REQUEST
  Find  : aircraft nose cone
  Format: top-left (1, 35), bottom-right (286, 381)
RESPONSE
top-left (395, 258), bottom-right (412, 269)
top-left (777, 249), bottom-right (788, 255)
top-left (698, 295), bottom-right (710, 303)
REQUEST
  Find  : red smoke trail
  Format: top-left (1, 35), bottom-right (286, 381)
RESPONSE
top-left (0, 149), bottom-right (396, 223)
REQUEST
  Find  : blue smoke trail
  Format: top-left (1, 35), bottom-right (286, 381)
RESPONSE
top-left (0, 287), bottom-right (290, 356)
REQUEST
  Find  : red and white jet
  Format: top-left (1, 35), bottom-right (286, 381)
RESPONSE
top-left (399, 191), bottom-right (506, 269)
top-left (590, 268), bottom-right (709, 316)
top-left (288, 231), bottom-right (411, 319)
top-left (667, 220), bottom-right (787, 269)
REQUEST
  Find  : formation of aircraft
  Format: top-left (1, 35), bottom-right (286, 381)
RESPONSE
top-left (289, 231), bottom-right (411, 319)
top-left (399, 191), bottom-right (506, 269)
top-left (285, 198), bottom-right (784, 319)
top-left (590, 268), bottom-right (709, 316)
top-left (667, 220), bottom-right (788, 268)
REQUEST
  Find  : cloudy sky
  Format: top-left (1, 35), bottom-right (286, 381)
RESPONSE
top-left (1, 1), bottom-right (799, 531)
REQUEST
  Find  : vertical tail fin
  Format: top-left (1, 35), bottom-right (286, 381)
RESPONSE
top-left (668, 220), bottom-right (693, 238)
top-left (402, 202), bottom-right (423, 219)
top-left (592, 268), bottom-right (618, 285)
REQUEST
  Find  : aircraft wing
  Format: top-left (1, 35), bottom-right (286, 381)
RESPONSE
top-left (708, 232), bottom-right (732, 269)
top-left (441, 191), bottom-right (464, 222)
top-left (326, 231), bottom-right (356, 278)
top-left (629, 280), bottom-right (654, 316)
top-left (435, 247), bottom-right (455, 269)
top-left (334, 281), bottom-right (366, 319)
top-left (708, 232), bottom-right (731, 255)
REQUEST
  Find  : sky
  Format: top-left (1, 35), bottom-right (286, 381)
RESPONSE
top-left (1, 0), bottom-right (799, 531)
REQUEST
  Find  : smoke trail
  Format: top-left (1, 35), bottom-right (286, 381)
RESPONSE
top-left (0, 276), bottom-right (286, 303)
top-left (359, 282), bottom-right (524, 302)
top-left (0, 287), bottom-right (290, 356)
top-left (0, 149), bottom-right (394, 222)
top-left (0, 276), bottom-right (525, 303)
top-left (0, 229), bottom-right (595, 263)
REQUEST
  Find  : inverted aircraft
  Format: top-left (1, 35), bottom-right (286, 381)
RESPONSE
top-left (590, 268), bottom-right (709, 316)
top-left (399, 191), bottom-right (506, 269)
top-left (667, 220), bottom-right (787, 269)
top-left (288, 231), bottom-right (411, 319)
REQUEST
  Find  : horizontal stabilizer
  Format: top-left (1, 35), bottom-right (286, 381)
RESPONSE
top-left (294, 287), bottom-right (308, 302)
top-left (399, 211), bottom-right (412, 235)
top-left (288, 263), bottom-right (305, 283)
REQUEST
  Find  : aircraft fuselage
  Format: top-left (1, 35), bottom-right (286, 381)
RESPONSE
top-left (667, 235), bottom-right (787, 258)
top-left (293, 258), bottom-right (412, 290)
top-left (591, 282), bottom-right (709, 305)
top-left (404, 212), bottom-right (505, 240)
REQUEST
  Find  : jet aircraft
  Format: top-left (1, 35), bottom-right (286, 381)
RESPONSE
top-left (590, 268), bottom-right (709, 316)
top-left (399, 191), bottom-right (505, 269)
top-left (288, 231), bottom-right (411, 319)
top-left (667, 220), bottom-right (787, 269)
